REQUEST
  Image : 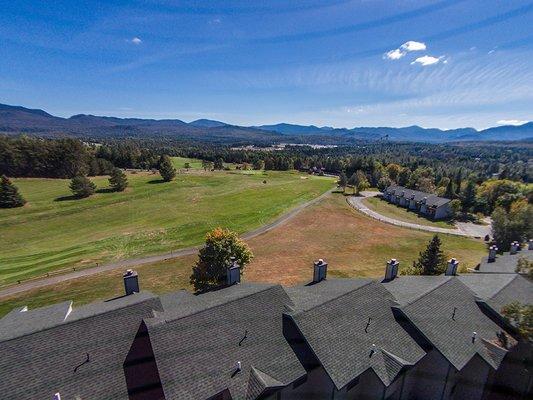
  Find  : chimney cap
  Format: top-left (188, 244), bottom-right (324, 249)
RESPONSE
top-left (123, 269), bottom-right (137, 277)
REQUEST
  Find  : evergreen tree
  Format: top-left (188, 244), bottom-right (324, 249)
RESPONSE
top-left (460, 180), bottom-right (477, 212)
top-left (0, 175), bottom-right (26, 208)
top-left (69, 176), bottom-right (96, 198)
top-left (414, 235), bottom-right (447, 275)
top-left (158, 155), bottom-right (176, 182)
top-left (213, 158), bottom-right (224, 170)
top-left (109, 168), bottom-right (128, 192)
top-left (444, 179), bottom-right (455, 199)
top-left (337, 172), bottom-right (347, 192)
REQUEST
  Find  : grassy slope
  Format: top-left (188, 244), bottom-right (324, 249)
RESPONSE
top-left (363, 196), bottom-right (454, 228)
top-left (0, 165), bottom-right (333, 285)
top-left (0, 193), bottom-right (486, 317)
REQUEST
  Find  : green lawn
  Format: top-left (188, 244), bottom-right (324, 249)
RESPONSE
top-left (171, 156), bottom-right (204, 170)
top-left (363, 197), bottom-right (455, 229)
top-left (0, 167), bottom-right (333, 286)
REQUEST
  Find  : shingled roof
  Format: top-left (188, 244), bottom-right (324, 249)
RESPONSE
top-left (383, 277), bottom-right (510, 371)
top-left (0, 292), bottom-right (162, 400)
top-left (477, 249), bottom-right (533, 274)
top-left (285, 279), bottom-right (425, 389)
top-left (144, 283), bottom-right (305, 400)
top-left (459, 273), bottom-right (533, 315)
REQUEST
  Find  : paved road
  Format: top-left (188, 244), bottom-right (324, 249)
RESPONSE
top-left (0, 189), bottom-right (333, 299)
top-left (347, 191), bottom-right (490, 238)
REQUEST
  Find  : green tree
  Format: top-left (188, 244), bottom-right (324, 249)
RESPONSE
top-left (0, 175), bottom-right (26, 208)
top-left (252, 159), bottom-right (264, 170)
top-left (190, 227), bottom-right (254, 292)
top-left (338, 172), bottom-right (348, 192)
top-left (184, 162), bottom-right (191, 170)
top-left (108, 168), bottom-right (128, 192)
top-left (515, 257), bottom-right (533, 279)
top-left (414, 235), bottom-right (447, 275)
top-left (377, 176), bottom-right (392, 192)
top-left (352, 170), bottom-right (370, 195)
top-left (501, 302), bottom-right (532, 341)
top-left (158, 155), bottom-right (176, 182)
top-left (69, 176), bottom-right (96, 198)
top-left (213, 158), bottom-right (224, 170)
top-left (449, 199), bottom-right (462, 218)
top-left (460, 180), bottom-right (477, 212)
top-left (491, 199), bottom-right (532, 251)
top-left (444, 179), bottom-right (455, 199)
top-left (477, 179), bottom-right (525, 213)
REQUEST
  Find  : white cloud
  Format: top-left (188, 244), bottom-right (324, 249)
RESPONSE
top-left (384, 40), bottom-right (426, 60)
top-left (384, 48), bottom-right (404, 60)
top-left (400, 41), bottom-right (426, 52)
top-left (131, 37), bottom-right (142, 45)
top-left (411, 55), bottom-right (444, 66)
top-left (497, 119), bottom-right (528, 126)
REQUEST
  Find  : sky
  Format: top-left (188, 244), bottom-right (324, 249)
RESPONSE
top-left (1, 0), bottom-right (532, 129)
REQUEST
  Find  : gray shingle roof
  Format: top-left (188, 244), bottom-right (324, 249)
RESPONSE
top-left (458, 273), bottom-right (533, 314)
top-left (385, 185), bottom-right (450, 208)
top-left (145, 283), bottom-right (305, 400)
top-left (383, 277), bottom-right (509, 371)
top-left (285, 279), bottom-right (425, 389)
top-left (0, 292), bottom-right (162, 400)
top-left (477, 250), bottom-right (533, 274)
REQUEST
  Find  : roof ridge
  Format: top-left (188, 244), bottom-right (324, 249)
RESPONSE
top-left (290, 280), bottom-right (374, 314)
top-left (160, 284), bottom-right (281, 324)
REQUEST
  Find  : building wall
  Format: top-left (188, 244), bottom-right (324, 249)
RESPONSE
top-left (434, 204), bottom-right (451, 219)
top-left (280, 366), bottom-right (335, 400)
top-left (448, 354), bottom-right (491, 400)
top-left (400, 349), bottom-right (450, 400)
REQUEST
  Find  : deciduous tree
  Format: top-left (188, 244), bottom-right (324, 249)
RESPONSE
top-left (190, 228), bottom-right (253, 292)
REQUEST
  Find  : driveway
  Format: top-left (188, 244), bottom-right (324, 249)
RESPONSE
top-left (347, 191), bottom-right (490, 238)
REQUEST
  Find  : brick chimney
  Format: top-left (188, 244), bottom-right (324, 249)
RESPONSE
top-left (384, 259), bottom-right (399, 281)
top-left (510, 241), bottom-right (520, 255)
top-left (529, 239), bottom-right (533, 251)
top-left (226, 257), bottom-right (241, 286)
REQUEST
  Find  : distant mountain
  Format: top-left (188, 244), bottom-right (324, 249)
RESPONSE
top-left (0, 103), bottom-right (531, 144)
top-left (189, 119), bottom-right (228, 128)
top-left (255, 123), bottom-right (333, 135)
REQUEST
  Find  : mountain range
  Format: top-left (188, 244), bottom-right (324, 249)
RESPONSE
top-left (1, 103), bottom-right (531, 144)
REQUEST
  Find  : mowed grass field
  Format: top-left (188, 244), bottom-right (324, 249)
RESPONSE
top-left (0, 162), bottom-right (333, 286)
top-left (0, 193), bottom-right (487, 317)
top-left (363, 196), bottom-right (455, 228)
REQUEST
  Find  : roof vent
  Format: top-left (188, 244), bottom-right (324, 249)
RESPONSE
top-left (235, 361), bottom-right (242, 372)
top-left (384, 259), bottom-right (399, 281)
top-left (472, 332), bottom-right (477, 343)
top-left (123, 269), bottom-right (139, 295)
top-left (488, 245), bottom-right (498, 263)
top-left (369, 343), bottom-right (377, 357)
top-left (445, 258), bottom-right (459, 276)
top-left (226, 257), bottom-right (241, 286)
top-left (510, 241), bottom-right (520, 255)
top-left (313, 259), bottom-right (328, 283)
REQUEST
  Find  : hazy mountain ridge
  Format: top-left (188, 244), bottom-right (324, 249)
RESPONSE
top-left (1, 103), bottom-right (531, 143)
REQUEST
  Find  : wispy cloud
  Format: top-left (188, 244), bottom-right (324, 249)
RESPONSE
top-left (497, 119), bottom-right (528, 126)
top-left (131, 37), bottom-right (142, 45)
top-left (384, 40), bottom-right (426, 60)
top-left (411, 55), bottom-right (444, 66)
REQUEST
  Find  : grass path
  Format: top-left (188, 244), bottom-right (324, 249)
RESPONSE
top-left (0, 167), bottom-right (333, 285)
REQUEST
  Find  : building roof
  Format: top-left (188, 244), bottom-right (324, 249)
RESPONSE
top-left (385, 185), bottom-right (450, 208)
top-left (477, 250), bottom-right (533, 274)
top-left (0, 292), bottom-right (162, 400)
top-left (458, 273), bottom-right (533, 315)
top-left (285, 279), bottom-right (425, 389)
top-left (144, 283), bottom-right (305, 400)
top-left (383, 277), bottom-right (510, 371)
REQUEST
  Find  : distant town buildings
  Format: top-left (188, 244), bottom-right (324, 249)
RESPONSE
top-left (0, 248), bottom-right (531, 400)
top-left (383, 185), bottom-right (452, 220)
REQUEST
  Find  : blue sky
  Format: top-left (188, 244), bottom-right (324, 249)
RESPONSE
top-left (1, 0), bottom-right (532, 129)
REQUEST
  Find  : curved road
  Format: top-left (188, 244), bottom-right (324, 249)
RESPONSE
top-left (347, 191), bottom-right (490, 238)
top-left (0, 188), bottom-right (333, 299)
